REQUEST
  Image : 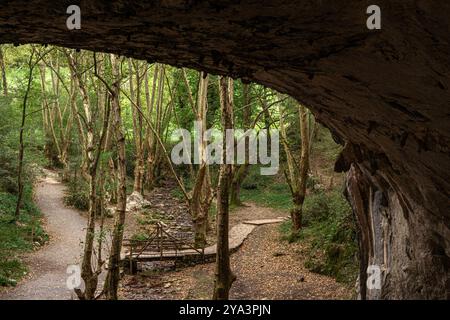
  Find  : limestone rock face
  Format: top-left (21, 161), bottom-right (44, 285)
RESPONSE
top-left (1, 0), bottom-right (449, 299)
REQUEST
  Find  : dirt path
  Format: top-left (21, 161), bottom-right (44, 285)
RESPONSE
top-left (228, 224), bottom-right (351, 299)
top-left (119, 204), bottom-right (352, 300)
top-left (0, 170), bottom-right (86, 300)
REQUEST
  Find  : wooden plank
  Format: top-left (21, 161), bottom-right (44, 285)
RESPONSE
top-left (242, 217), bottom-right (287, 225)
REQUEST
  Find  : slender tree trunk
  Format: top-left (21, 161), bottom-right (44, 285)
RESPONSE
top-left (68, 51), bottom-right (110, 300)
top-left (190, 72), bottom-right (212, 248)
top-left (230, 164), bottom-right (249, 206)
top-left (73, 59), bottom-right (98, 300)
top-left (152, 65), bottom-right (166, 185)
top-left (144, 64), bottom-right (159, 190)
top-left (129, 59), bottom-right (144, 194)
top-left (230, 83), bottom-right (251, 206)
top-left (80, 171), bottom-right (99, 300)
top-left (291, 104), bottom-right (310, 232)
top-left (39, 63), bottom-right (62, 166)
top-left (190, 164), bottom-right (210, 248)
top-left (213, 76), bottom-right (236, 300)
top-left (262, 89), bottom-right (272, 149)
top-left (0, 46), bottom-right (7, 96)
top-left (104, 54), bottom-right (127, 300)
top-left (279, 101), bottom-right (311, 234)
top-left (15, 49), bottom-right (35, 220)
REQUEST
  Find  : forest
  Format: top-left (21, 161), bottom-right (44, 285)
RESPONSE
top-left (0, 44), bottom-right (358, 300)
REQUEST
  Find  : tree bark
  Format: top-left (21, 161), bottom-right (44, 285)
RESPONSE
top-left (291, 104), bottom-right (310, 232)
top-left (213, 76), bottom-right (236, 300)
top-left (38, 61), bottom-right (63, 167)
top-left (279, 101), bottom-right (310, 234)
top-left (15, 48), bottom-right (36, 220)
top-left (230, 83), bottom-right (251, 206)
top-left (67, 51), bottom-right (110, 300)
top-left (144, 64), bottom-right (159, 190)
top-left (189, 72), bottom-right (212, 248)
top-left (104, 54), bottom-right (127, 300)
top-left (0, 46), bottom-right (7, 96)
top-left (129, 59), bottom-right (144, 194)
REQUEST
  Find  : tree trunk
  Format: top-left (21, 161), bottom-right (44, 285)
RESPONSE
top-left (291, 104), bottom-right (309, 232)
top-left (144, 64), bottom-right (159, 190)
top-left (0, 46), bottom-right (7, 96)
top-left (38, 62), bottom-right (62, 167)
top-left (104, 54), bottom-right (127, 300)
top-left (213, 76), bottom-right (236, 300)
top-left (70, 54), bottom-right (97, 300)
top-left (279, 101), bottom-right (311, 234)
top-left (129, 59), bottom-right (144, 194)
top-left (15, 49), bottom-right (35, 220)
top-left (230, 153), bottom-right (250, 207)
top-left (67, 51), bottom-right (111, 300)
top-left (190, 163), bottom-right (211, 248)
top-left (79, 173), bottom-right (99, 300)
top-left (230, 83), bottom-right (251, 206)
top-left (189, 72), bottom-right (212, 248)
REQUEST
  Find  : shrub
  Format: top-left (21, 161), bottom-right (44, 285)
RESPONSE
top-left (0, 259), bottom-right (26, 287)
top-left (0, 185), bottom-right (48, 287)
top-left (63, 180), bottom-right (89, 211)
top-left (280, 190), bottom-right (359, 285)
top-left (64, 190), bottom-right (89, 211)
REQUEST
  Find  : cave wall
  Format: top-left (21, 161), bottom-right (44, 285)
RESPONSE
top-left (0, 0), bottom-right (449, 299)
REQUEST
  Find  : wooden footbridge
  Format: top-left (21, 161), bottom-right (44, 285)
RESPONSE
top-left (121, 218), bottom-right (287, 273)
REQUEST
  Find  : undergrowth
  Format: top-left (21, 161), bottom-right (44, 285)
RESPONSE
top-left (279, 190), bottom-right (359, 285)
top-left (0, 184), bottom-right (48, 287)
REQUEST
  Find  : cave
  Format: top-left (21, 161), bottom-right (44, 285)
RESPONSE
top-left (0, 0), bottom-right (448, 299)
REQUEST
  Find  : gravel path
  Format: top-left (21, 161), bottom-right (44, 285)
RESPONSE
top-left (0, 171), bottom-right (86, 300)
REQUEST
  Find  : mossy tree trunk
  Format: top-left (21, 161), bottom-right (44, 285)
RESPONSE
top-left (280, 102), bottom-right (310, 234)
top-left (129, 59), bottom-right (145, 195)
top-left (230, 83), bottom-right (252, 206)
top-left (15, 47), bottom-right (36, 220)
top-left (104, 54), bottom-right (127, 300)
top-left (0, 46), bottom-right (7, 96)
top-left (213, 76), bottom-right (236, 300)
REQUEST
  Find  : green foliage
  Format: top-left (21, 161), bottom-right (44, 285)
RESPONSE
top-left (0, 185), bottom-right (48, 287)
top-left (0, 66), bottom-right (48, 286)
top-left (137, 210), bottom-right (167, 226)
top-left (63, 180), bottom-right (89, 211)
top-left (280, 190), bottom-right (359, 284)
top-left (63, 189), bottom-right (89, 211)
top-left (0, 259), bottom-right (26, 287)
top-left (312, 126), bottom-right (343, 163)
top-left (131, 232), bottom-right (150, 241)
top-left (239, 166), bottom-right (292, 211)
